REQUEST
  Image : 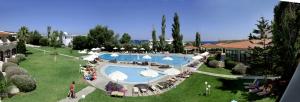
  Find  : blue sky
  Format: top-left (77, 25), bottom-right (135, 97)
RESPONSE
top-left (0, 0), bottom-right (279, 41)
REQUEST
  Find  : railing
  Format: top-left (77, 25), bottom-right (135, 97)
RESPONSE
top-left (280, 63), bottom-right (300, 102)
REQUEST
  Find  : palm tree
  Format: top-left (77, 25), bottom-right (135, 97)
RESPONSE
top-left (17, 26), bottom-right (30, 42)
top-left (50, 30), bottom-right (59, 62)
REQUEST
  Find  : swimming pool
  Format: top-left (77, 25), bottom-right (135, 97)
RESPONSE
top-left (102, 65), bottom-right (164, 84)
top-left (99, 53), bottom-right (192, 68)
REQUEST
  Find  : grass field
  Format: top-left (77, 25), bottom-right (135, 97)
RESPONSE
top-left (198, 64), bottom-right (233, 75)
top-left (3, 47), bottom-right (88, 102)
top-left (80, 73), bottom-right (241, 102)
top-left (37, 46), bottom-right (86, 57)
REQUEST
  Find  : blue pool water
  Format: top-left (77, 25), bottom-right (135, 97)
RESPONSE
top-left (103, 65), bottom-right (164, 84)
top-left (100, 53), bottom-right (192, 68)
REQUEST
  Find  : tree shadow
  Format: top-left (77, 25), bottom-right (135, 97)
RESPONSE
top-left (216, 78), bottom-right (271, 101)
top-left (216, 78), bottom-right (247, 93)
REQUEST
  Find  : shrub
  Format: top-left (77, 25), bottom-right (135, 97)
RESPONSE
top-left (39, 38), bottom-right (49, 46)
top-left (225, 59), bottom-right (238, 69)
top-left (16, 40), bottom-right (26, 54)
top-left (5, 67), bottom-right (28, 79)
top-left (208, 60), bottom-right (218, 67)
top-left (232, 63), bottom-right (248, 75)
top-left (7, 58), bottom-right (20, 64)
top-left (2, 62), bottom-right (17, 72)
top-left (15, 54), bottom-right (26, 62)
top-left (215, 53), bottom-right (221, 60)
top-left (10, 75), bottom-right (36, 92)
top-left (0, 72), bottom-right (8, 94)
top-left (206, 56), bottom-right (216, 63)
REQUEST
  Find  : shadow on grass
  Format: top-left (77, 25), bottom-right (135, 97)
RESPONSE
top-left (25, 51), bottom-right (33, 56)
top-left (216, 78), bottom-right (272, 101)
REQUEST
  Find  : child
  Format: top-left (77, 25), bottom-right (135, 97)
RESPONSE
top-left (68, 81), bottom-right (76, 98)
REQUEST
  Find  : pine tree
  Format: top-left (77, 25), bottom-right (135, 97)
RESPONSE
top-left (159, 15), bottom-right (166, 51)
top-left (171, 13), bottom-right (184, 53)
top-left (195, 32), bottom-right (201, 47)
top-left (152, 28), bottom-right (158, 51)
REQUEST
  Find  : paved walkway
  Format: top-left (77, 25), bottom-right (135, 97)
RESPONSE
top-left (58, 86), bottom-right (96, 102)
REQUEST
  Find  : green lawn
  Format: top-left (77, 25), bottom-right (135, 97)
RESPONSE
top-left (199, 64), bottom-right (233, 75)
top-left (3, 47), bottom-right (88, 102)
top-left (37, 46), bottom-right (86, 57)
top-left (80, 74), bottom-right (275, 102)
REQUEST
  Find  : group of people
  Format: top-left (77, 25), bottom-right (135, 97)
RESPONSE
top-left (246, 79), bottom-right (273, 96)
top-left (81, 65), bottom-right (97, 81)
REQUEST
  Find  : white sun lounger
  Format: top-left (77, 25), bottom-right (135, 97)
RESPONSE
top-left (133, 87), bottom-right (139, 96)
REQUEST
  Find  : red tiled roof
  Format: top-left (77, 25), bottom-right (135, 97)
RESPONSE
top-left (218, 39), bottom-right (272, 49)
top-left (201, 43), bottom-right (222, 48)
top-left (0, 32), bottom-right (10, 36)
top-left (201, 39), bottom-right (272, 49)
top-left (184, 46), bottom-right (199, 50)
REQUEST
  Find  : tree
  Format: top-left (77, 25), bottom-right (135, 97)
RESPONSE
top-left (49, 30), bottom-right (60, 48)
top-left (120, 33), bottom-right (131, 44)
top-left (152, 28), bottom-right (158, 51)
top-left (87, 25), bottom-right (115, 50)
top-left (195, 32), bottom-right (201, 47)
top-left (112, 34), bottom-right (120, 47)
top-left (17, 26), bottom-right (30, 42)
top-left (159, 15), bottom-right (166, 51)
top-left (59, 31), bottom-right (64, 46)
top-left (39, 37), bottom-right (49, 46)
top-left (16, 40), bottom-right (26, 54)
top-left (171, 13), bottom-right (184, 53)
top-left (252, 17), bottom-right (271, 39)
top-left (247, 17), bottom-right (273, 75)
top-left (72, 36), bottom-right (88, 50)
top-left (272, 2), bottom-right (300, 80)
top-left (47, 26), bottom-right (51, 39)
top-left (27, 30), bottom-right (42, 45)
top-left (271, 2), bottom-right (300, 100)
top-left (16, 26), bottom-right (29, 54)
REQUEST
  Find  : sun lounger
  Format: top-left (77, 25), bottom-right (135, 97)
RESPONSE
top-left (156, 84), bottom-right (164, 89)
top-left (133, 87), bottom-right (139, 96)
top-left (245, 80), bottom-right (260, 89)
top-left (244, 79), bottom-right (258, 85)
top-left (110, 91), bottom-right (125, 97)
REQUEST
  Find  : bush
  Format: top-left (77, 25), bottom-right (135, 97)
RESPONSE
top-left (15, 54), bottom-right (26, 62)
top-left (5, 67), bottom-right (28, 79)
top-left (16, 40), bottom-right (26, 54)
top-left (0, 72), bottom-right (7, 94)
top-left (39, 38), bottom-right (49, 46)
top-left (8, 58), bottom-right (20, 64)
top-left (10, 75), bottom-right (36, 92)
top-left (232, 63), bottom-right (248, 75)
top-left (225, 59), bottom-right (238, 69)
top-left (208, 60), bottom-right (218, 68)
top-left (207, 56), bottom-right (216, 63)
top-left (72, 36), bottom-right (88, 50)
top-left (2, 62), bottom-right (17, 72)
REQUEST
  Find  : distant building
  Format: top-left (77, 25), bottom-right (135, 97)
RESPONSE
top-left (61, 32), bottom-right (75, 46)
top-left (202, 39), bottom-right (272, 63)
top-left (0, 31), bottom-right (17, 61)
top-left (148, 38), bottom-right (175, 49)
top-left (131, 40), bottom-right (149, 45)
